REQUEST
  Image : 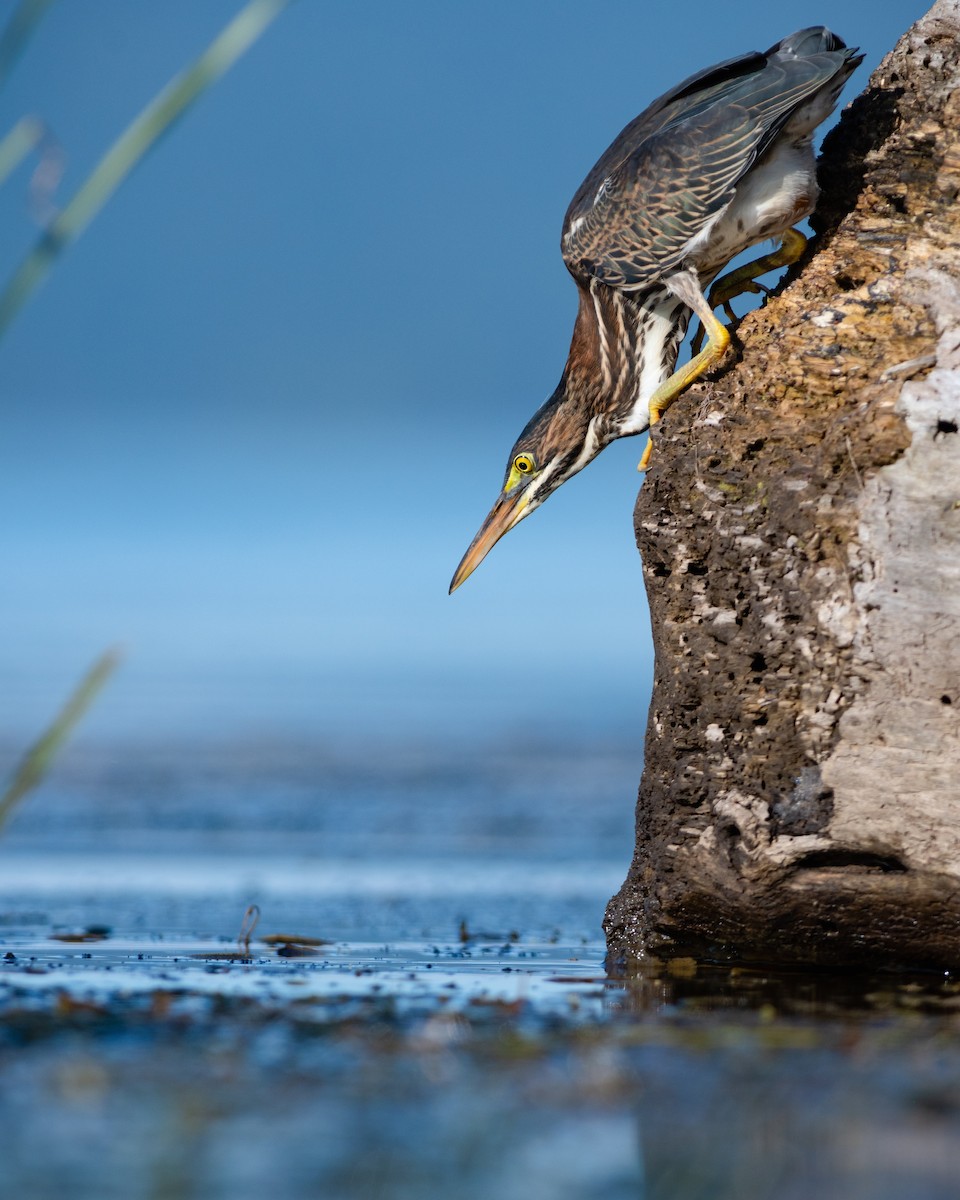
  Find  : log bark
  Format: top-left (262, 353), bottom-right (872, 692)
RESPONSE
top-left (605, 0), bottom-right (960, 970)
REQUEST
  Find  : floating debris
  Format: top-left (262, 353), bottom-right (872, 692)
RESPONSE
top-left (260, 933), bottom-right (331, 947)
top-left (50, 926), bottom-right (111, 944)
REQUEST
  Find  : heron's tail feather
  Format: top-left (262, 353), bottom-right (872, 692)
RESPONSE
top-left (769, 27), bottom-right (850, 59)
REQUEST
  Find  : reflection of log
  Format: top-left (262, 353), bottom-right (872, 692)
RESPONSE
top-left (605, 0), bottom-right (960, 969)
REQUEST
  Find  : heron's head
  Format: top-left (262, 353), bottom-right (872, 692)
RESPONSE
top-left (449, 391), bottom-right (608, 593)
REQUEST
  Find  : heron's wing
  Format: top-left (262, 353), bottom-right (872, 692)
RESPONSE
top-left (618, 50), bottom-right (767, 144)
top-left (561, 55), bottom-right (845, 290)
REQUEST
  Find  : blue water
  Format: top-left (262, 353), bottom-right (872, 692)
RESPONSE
top-left (0, 734), bottom-right (638, 940)
top-left (2, 734), bottom-right (960, 1200)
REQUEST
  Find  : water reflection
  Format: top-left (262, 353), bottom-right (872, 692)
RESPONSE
top-left (1, 737), bottom-right (959, 1198)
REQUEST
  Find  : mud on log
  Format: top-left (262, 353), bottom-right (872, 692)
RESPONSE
top-left (605, 0), bottom-right (960, 970)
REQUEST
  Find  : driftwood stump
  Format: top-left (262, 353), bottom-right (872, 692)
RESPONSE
top-left (605, 0), bottom-right (960, 970)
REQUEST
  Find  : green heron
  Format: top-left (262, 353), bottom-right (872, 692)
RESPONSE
top-left (450, 27), bottom-right (861, 593)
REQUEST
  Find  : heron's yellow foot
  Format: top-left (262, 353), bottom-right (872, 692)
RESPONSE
top-left (638, 307), bottom-right (731, 472)
top-left (690, 228), bottom-right (808, 353)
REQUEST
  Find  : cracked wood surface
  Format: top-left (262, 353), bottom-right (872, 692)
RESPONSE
top-left (605, 0), bottom-right (960, 969)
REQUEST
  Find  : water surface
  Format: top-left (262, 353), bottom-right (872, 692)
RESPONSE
top-left (1, 737), bottom-right (958, 1199)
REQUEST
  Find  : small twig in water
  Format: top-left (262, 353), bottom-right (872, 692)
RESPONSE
top-left (238, 904), bottom-right (261, 954)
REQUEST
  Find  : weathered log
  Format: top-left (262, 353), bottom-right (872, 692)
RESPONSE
top-left (605, 0), bottom-right (960, 970)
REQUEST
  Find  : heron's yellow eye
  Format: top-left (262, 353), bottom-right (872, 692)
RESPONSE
top-left (514, 453), bottom-right (535, 474)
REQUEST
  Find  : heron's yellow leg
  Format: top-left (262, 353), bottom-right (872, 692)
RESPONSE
top-left (711, 227), bottom-right (807, 311)
top-left (690, 228), bottom-right (808, 353)
top-left (638, 302), bottom-right (730, 472)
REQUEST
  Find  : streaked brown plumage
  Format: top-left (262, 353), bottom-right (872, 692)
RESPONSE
top-left (450, 27), bottom-right (861, 593)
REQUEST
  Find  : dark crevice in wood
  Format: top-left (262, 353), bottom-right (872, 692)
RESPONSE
top-left (794, 849), bottom-right (908, 874)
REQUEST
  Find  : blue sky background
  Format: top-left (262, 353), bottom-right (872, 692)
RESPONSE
top-left (0, 0), bottom-right (921, 746)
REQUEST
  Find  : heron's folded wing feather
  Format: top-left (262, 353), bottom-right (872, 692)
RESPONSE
top-left (561, 55), bottom-right (846, 290)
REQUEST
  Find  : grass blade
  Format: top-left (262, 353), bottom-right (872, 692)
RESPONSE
top-left (0, 0), bottom-right (56, 93)
top-left (0, 0), bottom-right (290, 341)
top-left (0, 115), bottom-right (44, 188)
top-left (0, 648), bottom-right (121, 832)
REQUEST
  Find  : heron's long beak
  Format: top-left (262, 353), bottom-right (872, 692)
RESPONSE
top-left (449, 489), bottom-right (529, 594)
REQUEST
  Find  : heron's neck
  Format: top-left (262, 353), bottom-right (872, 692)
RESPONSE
top-left (563, 280), bottom-right (689, 435)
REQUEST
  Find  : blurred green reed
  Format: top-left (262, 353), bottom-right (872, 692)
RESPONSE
top-left (0, 649), bottom-right (122, 832)
top-left (0, 0), bottom-right (290, 340)
top-left (0, 115), bottom-right (48, 189)
top-left (0, 0), bottom-right (55, 92)
top-left (0, 3), bottom-right (290, 803)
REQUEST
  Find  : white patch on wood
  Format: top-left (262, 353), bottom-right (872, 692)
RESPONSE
top-left (821, 265), bottom-right (960, 874)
